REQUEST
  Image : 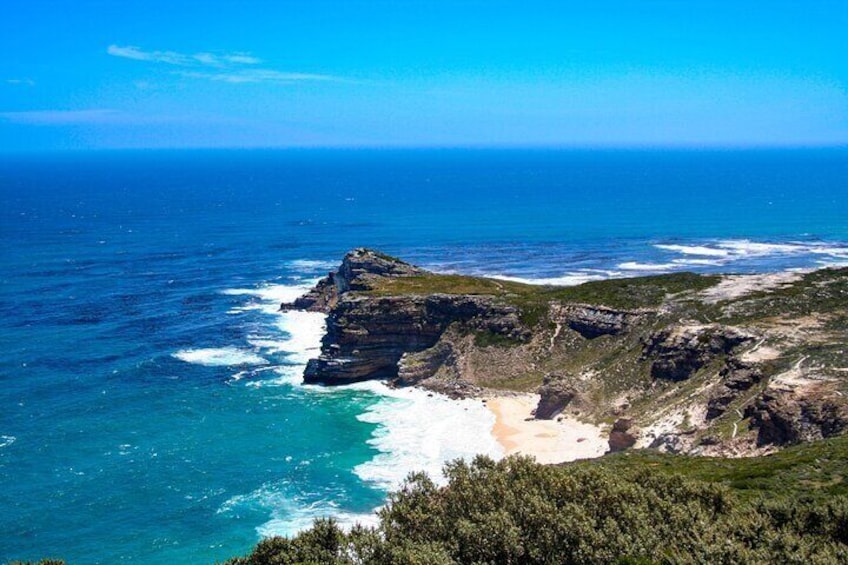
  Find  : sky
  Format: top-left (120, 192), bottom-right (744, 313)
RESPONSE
top-left (1, 0), bottom-right (847, 151)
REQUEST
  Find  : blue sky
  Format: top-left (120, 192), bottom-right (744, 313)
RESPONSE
top-left (1, 0), bottom-right (846, 150)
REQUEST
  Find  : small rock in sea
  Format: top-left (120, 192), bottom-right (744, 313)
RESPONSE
top-left (427, 393), bottom-right (433, 397)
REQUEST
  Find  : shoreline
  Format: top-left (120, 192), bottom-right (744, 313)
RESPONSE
top-left (485, 393), bottom-right (608, 464)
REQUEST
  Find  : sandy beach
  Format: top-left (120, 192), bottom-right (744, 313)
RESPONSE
top-left (486, 394), bottom-right (608, 464)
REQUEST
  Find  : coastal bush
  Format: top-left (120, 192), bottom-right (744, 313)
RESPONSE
top-left (224, 452), bottom-right (848, 565)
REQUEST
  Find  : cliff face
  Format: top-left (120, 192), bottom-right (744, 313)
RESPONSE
top-left (303, 293), bottom-right (527, 385)
top-left (283, 249), bottom-right (528, 385)
top-left (287, 249), bottom-right (848, 456)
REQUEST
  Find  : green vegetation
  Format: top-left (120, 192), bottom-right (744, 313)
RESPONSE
top-left (720, 267), bottom-right (848, 323)
top-left (472, 329), bottom-right (521, 348)
top-left (225, 439), bottom-right (848, 565)
top-left (367, 271), bottom-right (722, 328)
top-left (572, 435), bottom-right (848, 500)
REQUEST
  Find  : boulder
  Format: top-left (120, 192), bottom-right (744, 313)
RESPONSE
top-left (535, 373), bottom-right (577, 419)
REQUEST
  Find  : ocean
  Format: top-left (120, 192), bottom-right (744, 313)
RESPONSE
top-left (1, 148), bottom-right (847, 564)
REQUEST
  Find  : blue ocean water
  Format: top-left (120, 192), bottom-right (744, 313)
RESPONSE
top-left (1, 148), bottom-right (847, 564)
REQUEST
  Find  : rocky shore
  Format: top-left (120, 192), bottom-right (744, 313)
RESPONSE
top-left (284, 248), bottom-right (848, 458)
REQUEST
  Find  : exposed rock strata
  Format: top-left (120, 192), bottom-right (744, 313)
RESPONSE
top-left (297, 250), bottom-right (529, 385)
top-left (550, 303), bottom-right (649, 339)
top-left (705, 359), bottom-right (764, 420)
top-left (748, 384), bottom-right (848, 446)
top-left (305, 292), bottom-right (527, 384)
top-left (643, 324), bottom-right (754, 382)
top-left (286, 250), bottom-right (848, 457)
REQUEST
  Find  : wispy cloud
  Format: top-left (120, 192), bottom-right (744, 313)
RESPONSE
top-left (107, 44), bottom-right (336, 84)
top-left (0, 109), bottom-right (120, 125)
top-left (107, 45), bottom-right (261, 67)
top-left (6, 78), bottom-right (35, 86)
top-left (178, 69), bottom-right (338, 84)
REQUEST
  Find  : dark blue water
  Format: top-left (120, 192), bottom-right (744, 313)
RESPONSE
top-left (1, 148), bottom-right (847, 564)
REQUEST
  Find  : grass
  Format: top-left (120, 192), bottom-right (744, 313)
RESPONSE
top-left (365, 271), bottom-right (723, 325)
top-left (575, 435), bottom-right (848, 500)
top-left (720, 267), bottom-right (848, 323)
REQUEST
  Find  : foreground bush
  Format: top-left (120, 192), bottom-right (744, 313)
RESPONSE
top-left (224, 455), bottom-right (848, 565)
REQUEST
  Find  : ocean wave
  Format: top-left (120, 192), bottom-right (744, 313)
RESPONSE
top-left (222, 281), bottom-right (320, 315)
top-left (491, 270), bottom-right (621, 287)
top-left (654, 244), bottom-right (732, 257)
top-left (286, 259), bottom-right (338, 273)
top-left (219, 483), bottom-right (379, 537)
top-left (351, 382), bottom-right (503, 490)
top-left (172, 347), bottom-right (268, 367)
top-left (656, 239), bottom-right (848, 264)
top-left (0, 435), bottom-right (16, 448)
top-left (617, 261), bottom-right (677, 271)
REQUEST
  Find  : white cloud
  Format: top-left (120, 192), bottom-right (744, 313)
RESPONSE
top-left (0, 109), bottom-right (122, 125)
top-left (107, 45), bottom-right (262, 67)
top-left (178, 69), bottom-right (337, 84)
top-left (6, 78), bottom-right (35, 86)
top-left (107, 44), bottom-right (339, 85)
top-left (225, 54), bottom-right (262, 65)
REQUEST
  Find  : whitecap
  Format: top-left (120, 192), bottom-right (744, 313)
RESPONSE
top-left (0, 435), bottom-right (16, 448)
top-left (257, 505), bottom-right (380, 538)
top-left (715, 239), bottom-right (809, 257)
top-left (671, 258), bottom-right (726, 267)
top-left (222, 281), bottom-right (321, 315)
top-left (617, 261), bottom-right (678, 271)
top-left (654, 244), bottom-right (732, 257)
top-left (490, 271), bottom-right (618, 287)
top-left (173, 347), bottom-right (268, 367)
top-left (218, 482), bottom-right (379, 538)
top-left (287, 259), bottom-right (338, 273)
top-left (351, 383), bottom-right (503, 490)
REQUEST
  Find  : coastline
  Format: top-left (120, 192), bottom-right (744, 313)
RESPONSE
top-left (485, 393), bottom-right (607, 464)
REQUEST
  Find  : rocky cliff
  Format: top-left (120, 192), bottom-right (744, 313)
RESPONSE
top-left (286, 249), bottom-right (848, 456)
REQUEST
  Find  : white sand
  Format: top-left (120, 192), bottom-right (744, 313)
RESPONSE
top-left (699, 272), bottom-right (804, 303)
top-left (486, 394), bottom-right (607, 464)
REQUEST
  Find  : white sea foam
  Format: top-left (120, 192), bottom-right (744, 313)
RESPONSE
top-left (258, 505), bottom-right (380, 538)
top-left (220, 483), bottom-right (379, 538)
top-left (716, 240), bottom-right (809, 257)
top-left (173, 347), bottom-right (268, 367)
top-left (287, 259), bottom-right (338, 272)
top-left (617, 261), bottom-right (677, 271)
top-left (491, 270), bottom-right (621, 287)
top-left (350, 382), bottom-right (503, 490)
top-left (0, 435), bottom-right (16, 448)
top-left (222, 280), bottom-right (321, 314)
top-left (650, 239), bottom-right (848, 275)
top-left (272, 310), bottom-right (326, 365)
top-left (223, 281), bottom-right (326, 373)
top-left (654, 244), bottom-right (732, 257)
top-left (671, 258), bottom-right (726, 266)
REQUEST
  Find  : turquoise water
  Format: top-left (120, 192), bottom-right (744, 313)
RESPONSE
top-left (1, 148), bottom-right (847, 564)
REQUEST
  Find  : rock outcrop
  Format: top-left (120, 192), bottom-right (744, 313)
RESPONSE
top-left (748, 385), bottom-right (848, 446)
top-left (296, 250), bottom-right (529, 385)
top-left (705, 359), bottom-right (764, 420)
top-left (285, 251), bottom-right (848, 457)
top-left (534, 373), bottom-right (577, 419)
top-left (643, 324), bottom-right (754, 382)
top-left (282, 248), bottom-right (425, 313)
top-left (550, 304), bottom-right (649, 339)
top-left (608, 418), bottom-right (639, 452)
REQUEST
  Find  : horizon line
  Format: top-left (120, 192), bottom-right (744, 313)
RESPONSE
top-left (2, 142), bottom-right (848, 156)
